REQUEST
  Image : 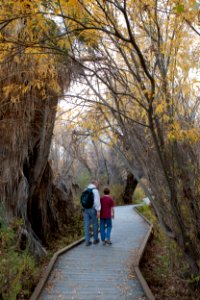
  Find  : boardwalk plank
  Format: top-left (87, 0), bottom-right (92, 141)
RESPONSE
top-left (39, 205), bottom-right (149, 300)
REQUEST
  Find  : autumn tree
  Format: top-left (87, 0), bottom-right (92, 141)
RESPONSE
top-left (0, 0), bottom-right (86, 255)
top-left (56, 0), bottom-right (200, 274)
top-left (1, 0), bottom-right (200, 273)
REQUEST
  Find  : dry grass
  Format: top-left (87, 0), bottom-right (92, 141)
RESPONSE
top-left (138, 207), bottom-right (200, 300)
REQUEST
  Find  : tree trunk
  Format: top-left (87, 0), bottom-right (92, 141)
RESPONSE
top-left (0, 47), bottom-right (75, 256)
top-left (0, 91), bottom-right (76, 256)
top-left (122, 171), bottom-right (138, 204)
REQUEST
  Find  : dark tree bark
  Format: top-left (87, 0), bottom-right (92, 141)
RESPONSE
top-left (122, 171), bottom-right (138, 204)
top-left (0, 43), bottom-right (75, 257)
top-left (0, 91), bottom-right (76, 256)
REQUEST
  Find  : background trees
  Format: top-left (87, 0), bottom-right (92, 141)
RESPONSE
top-left (57, 0), bottom-right (200, 274)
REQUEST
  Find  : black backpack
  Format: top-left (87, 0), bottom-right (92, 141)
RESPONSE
top-left (80, 188), bottom-right (95, 209)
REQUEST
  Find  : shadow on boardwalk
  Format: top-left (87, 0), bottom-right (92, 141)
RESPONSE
top-left (39, 205), bottom-right (149, 300)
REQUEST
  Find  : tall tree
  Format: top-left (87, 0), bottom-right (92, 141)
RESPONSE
top-left (0, 0), bottom-right (78, 255)
top-left (59, 0), bottom-right (200, 274)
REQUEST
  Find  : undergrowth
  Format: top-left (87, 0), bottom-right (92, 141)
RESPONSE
top-left (47, 208), bottom-right (84, 254)
top-left (137, 205), bottom-right (200, 299)
top-left (0, 206), bottom-right (84, 300)
top-left (133, 186), bottom-right (145, 203)
top-left (0, 217), bottom-right (38, 300)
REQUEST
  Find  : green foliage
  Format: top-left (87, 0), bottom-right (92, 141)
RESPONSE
top-left (176, 3), bottom-right (185, 13)
top-left (66, 209), bottom-right (84, 239)
top-left (108, 183), bottom-right (123, 205)
top-left (76, 169), bottom-right (91, 191)
top-left (189, 274), bottom-right (200, 286)
top-left (0, 211), bottom-right (38, 300)
top-left (133, 186), bottom-right (145, 203)
top-left (137, 203), bottom-right (156, 224)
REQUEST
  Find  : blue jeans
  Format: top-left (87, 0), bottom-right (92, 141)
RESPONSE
top-left (83, 208), bottom-right (99, 243)
top-left (100, 218), bottom-right (112, 241)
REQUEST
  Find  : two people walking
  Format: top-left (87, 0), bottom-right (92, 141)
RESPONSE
top-left (81, 180), bottom-right (115, 246)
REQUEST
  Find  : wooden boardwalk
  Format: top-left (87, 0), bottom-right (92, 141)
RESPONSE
top-left (39, 205), bottom-right (150, 300)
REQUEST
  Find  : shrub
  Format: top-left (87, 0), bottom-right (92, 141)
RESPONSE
top-left (109, 183), bottom-right (124, 205)
top-left (0, 209), bottom-right (37, 300)
top-left (133, 186), bottom-right (145, 203)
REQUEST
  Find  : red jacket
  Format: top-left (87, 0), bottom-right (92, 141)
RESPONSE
top-left (100, 195), bottom-right (114, 218)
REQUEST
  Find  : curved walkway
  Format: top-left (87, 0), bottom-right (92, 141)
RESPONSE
top-left (39, 205), bottom-right (150, 300)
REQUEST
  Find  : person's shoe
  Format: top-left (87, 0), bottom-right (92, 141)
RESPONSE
top-left (106, 240), bottom-right (112, 245)
top-left (93, 238), bottom-right (100, 244)
top-left (86, 241), bottom-right (92, 246)
top-left (102, 241), bottom-right (106, 245)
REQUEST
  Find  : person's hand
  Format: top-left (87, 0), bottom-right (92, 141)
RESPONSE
top-left (97, 211), bottom-right (100, 218)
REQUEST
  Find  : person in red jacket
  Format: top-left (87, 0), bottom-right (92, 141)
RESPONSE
top-left (100, 187), bottom-right (115, 245)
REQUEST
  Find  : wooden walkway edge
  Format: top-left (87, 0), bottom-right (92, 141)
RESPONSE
top-left (30, 205), bottom-right (154, 300)
top-left (30, 238), bottom-right (85, 300)
top-left (133, 207), bottom-right (154, 300)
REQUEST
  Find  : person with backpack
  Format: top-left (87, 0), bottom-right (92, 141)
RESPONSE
top-left (100, 187), bottom-right (115, 245)
top-left (80, 180), bottom-right (101, 246)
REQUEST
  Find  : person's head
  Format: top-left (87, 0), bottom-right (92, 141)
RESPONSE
top-left (104, 187), bottom-right (110, 195)
top-left (91, 179), bottom-right (99, 188)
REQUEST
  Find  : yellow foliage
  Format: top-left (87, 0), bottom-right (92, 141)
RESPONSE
top-left (167, 122), bottom-right (200, 144)
top-left (155, 103), bottom-right (165, 115)
top-left (0, 0), bottom-right (199, 151)
top-left (0, 1), bottom-right (67, 105)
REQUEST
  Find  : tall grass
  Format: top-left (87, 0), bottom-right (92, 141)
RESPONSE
top-left (133, 185), bottom-right (145, 203)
